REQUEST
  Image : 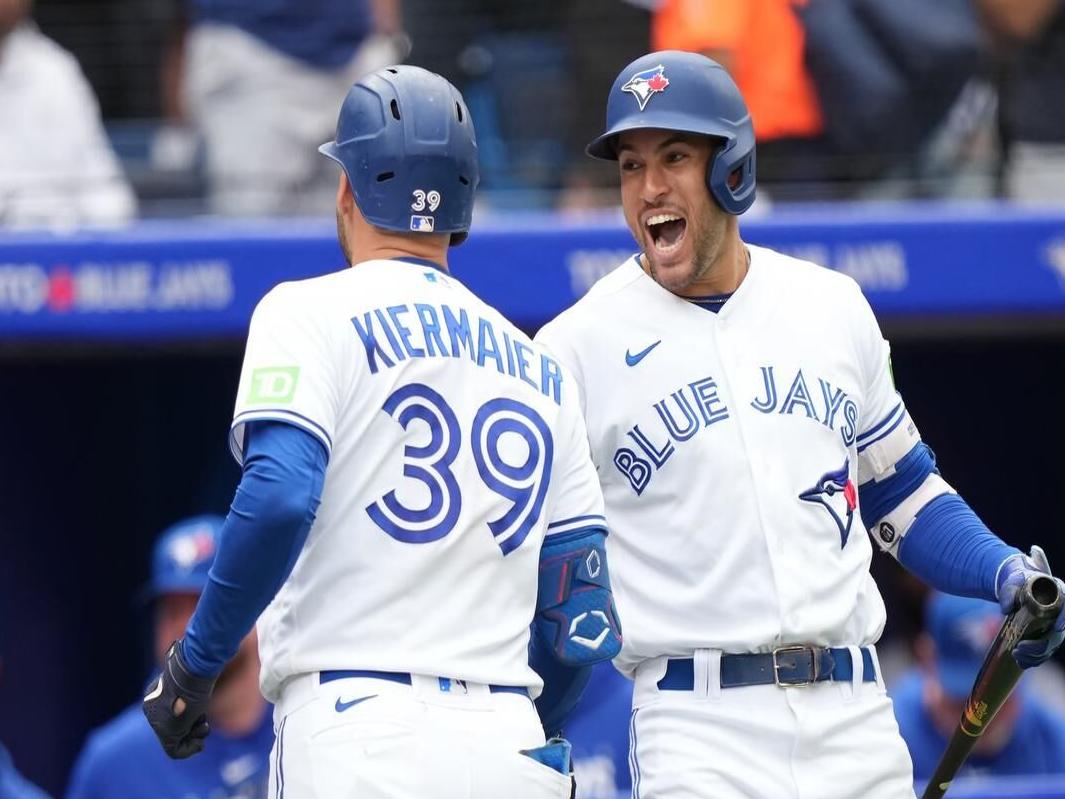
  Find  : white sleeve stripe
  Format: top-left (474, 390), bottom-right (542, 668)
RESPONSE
top-left (856, 410), bottom-right (921, 485)
top-left (545, 524), bottom-right (609, 539)
top-left (547, 514), bottom-right (607, 530)
top-left (869, 473), bottom-right (955, 558)
top-left (857, 412), bottom-right (907, 454)
top-left (856, 400), bottom-right (904, 446)
top-left (228, 410), bottom-right (333, 466)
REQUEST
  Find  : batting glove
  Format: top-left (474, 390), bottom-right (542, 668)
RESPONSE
top-left (142, 640), bottom-right (217, 758)
top-left (996, 546), bottom-right (1065, 668)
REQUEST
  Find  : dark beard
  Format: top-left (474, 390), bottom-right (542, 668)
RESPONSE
top-left (646, 220), bottom-right (719, 293)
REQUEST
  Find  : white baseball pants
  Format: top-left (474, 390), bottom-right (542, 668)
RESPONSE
top-left (267, 672), bottom-right (573, 799)
top-left (628, 647), bottom-right (916, 799)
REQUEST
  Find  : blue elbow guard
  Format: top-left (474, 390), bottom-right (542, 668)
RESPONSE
top-left (534, 528), bottom-right (622, 666)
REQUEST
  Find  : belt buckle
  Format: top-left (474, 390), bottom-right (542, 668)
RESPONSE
top-left (772, 645), bottom-right (820, 687)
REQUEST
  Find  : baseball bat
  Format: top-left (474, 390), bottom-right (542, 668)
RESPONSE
top-left (920, 549), bottom-right (1063, 799)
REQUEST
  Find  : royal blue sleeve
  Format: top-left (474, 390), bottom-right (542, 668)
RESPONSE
top-left (529, 629), bottom-right (594, 736)
top-left (181, 420), bottom-right (328, 677)
top-left (858, 443), bottom-right (938, 526)
top-left (858, 442), bottom-right (1020, 601)
top-left (897, 493), bottom-right (1020, 601)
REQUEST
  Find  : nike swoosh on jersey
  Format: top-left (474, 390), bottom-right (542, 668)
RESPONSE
top-left (335, 694), bottom-right (378, 713)
top-left (625, 340), bottom-right (662, 367)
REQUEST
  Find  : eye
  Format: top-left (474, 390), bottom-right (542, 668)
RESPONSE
top-left (666, 150), bottom-right (689, 164)
top-left (620, 158), bottom-right (642, 172)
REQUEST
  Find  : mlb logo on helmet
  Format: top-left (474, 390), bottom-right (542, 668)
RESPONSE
top-left (410, 215), bottom-right (435, 232)
top-left (621, 65), bottom-right (670, 111)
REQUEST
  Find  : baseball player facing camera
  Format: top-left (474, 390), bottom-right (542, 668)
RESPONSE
top-left (535, 50), bottom-right (1065, 798)
top-left (143, 65), bottom-right (621, 798)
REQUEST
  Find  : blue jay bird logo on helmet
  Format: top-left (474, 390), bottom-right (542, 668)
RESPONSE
top-left (799, 459), bottom-right (858, 549)
top-left (621, 65), bottom-right (670, 111)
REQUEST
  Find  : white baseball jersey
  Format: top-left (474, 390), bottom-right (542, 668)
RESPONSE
top-left (536, 245), bottom-right (947, 677)
top-left (230, 258), bottom-right (605, 701)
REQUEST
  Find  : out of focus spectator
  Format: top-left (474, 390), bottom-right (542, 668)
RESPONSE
top-left (650, 0), bottom-right (836, 201)
top-left (798, 0), bottom-right (988, 199)
top-left (0, 625), bottom-right (53, 799)
top-left (65, 516), bottom-right (273, 799)
top-left (557, 0), bottom-right (650, 212)
top-left (165, 0), bottom-right (407, 217)
top-left (0, 744), bottom-right (52, 799)
top-left (890, 592), bottom-right (1065, 782)
top-left (977, 0), bottom-right (1065, 203)
top-left (0, 0), bottom-right (136, 228)
top-left (566, 662), bottom-right (633, 799)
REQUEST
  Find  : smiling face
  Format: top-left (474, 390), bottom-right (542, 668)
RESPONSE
top-left (617, 128), bottom-right (737, 296)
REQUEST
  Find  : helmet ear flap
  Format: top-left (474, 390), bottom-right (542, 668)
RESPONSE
top-left (706, 139), bottom-right (756, 215)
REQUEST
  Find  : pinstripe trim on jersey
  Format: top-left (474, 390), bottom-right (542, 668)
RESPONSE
top-left (229, 410), bottom-right (333, 465)
top-left (276, 716), bottom-right (287, 798)
top-left (546, 514), bottom-right (607, 535)
top-left (629, 707), bottom-right (642, 799)
top-left (856, 401), bottom-right (906, 453)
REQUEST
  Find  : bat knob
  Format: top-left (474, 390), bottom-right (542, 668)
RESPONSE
top-left (1027, 574), bottom-right (1062, 614)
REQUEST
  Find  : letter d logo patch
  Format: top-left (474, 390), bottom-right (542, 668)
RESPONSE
top-left (249, 366), bottom-right (300, 404)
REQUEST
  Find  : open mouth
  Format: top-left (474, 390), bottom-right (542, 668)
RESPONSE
top-left (645, 212), bottom-right (687, 255)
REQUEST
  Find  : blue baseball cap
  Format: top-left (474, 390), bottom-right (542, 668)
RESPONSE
top-left (144, 515), bottom-right (224, 599)
top-left (926, 592), bottom-right (1004, 699)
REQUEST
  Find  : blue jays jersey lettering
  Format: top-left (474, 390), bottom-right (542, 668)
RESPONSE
top-left (350, 300), bottom-right (563, 403)
top-left (230, 259), bottom-right (604, 701)
top-left (536, 246), bottom-right (935, 676)
top-left (610, 365), bottom-right (862, 499)
top-left (751, 366), bottom-right (859, 446)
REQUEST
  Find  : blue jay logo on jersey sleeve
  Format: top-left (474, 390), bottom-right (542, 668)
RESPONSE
top-left (799, 458), bottom-right (857, 548)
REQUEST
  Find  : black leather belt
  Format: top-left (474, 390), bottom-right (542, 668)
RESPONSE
top-left (657, 646), bottom-right (877, 690)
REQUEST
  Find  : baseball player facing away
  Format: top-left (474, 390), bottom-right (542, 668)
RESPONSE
top-left (142, 65), bottom-right (622, 799)
top-left (535, 50), bottom-right (1065, 799)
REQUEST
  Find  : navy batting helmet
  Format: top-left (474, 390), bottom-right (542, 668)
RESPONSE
top-left (587, 51), bottom-right (756, 215)
top-left (320, 65), bottom-right (479, 245)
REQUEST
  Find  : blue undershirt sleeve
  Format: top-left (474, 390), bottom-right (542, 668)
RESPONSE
top-left (529, 628), bottom-right (593, 736)
top-left (182, 419), bottom-right (328, 677)
top-left (896, 493), bottom-right (1020, 601)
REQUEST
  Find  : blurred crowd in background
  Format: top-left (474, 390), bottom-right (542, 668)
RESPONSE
top-left (2, 0), bottom-right (1065, 229)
